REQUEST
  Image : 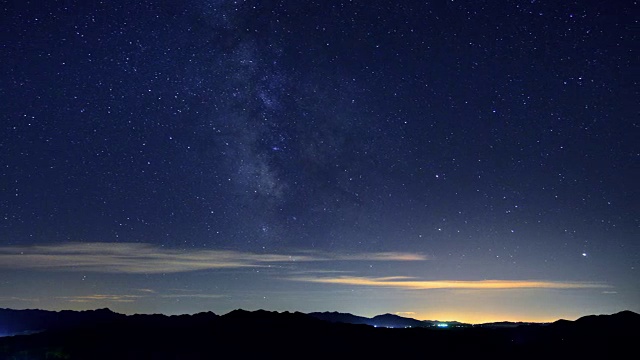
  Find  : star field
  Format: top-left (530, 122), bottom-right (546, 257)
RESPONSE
top-left (0, 0), bottom-right (637, 323)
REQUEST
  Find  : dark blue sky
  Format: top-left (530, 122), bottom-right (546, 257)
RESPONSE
top-left (0, 0), bottom-right (637, 323)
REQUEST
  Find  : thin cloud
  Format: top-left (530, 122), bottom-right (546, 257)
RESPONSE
top-left (312, 252), bottom-right (429, 261)
top-left (0, 242), bottom-right (426, 274)
top-left (56, 292), bottom-right (225, 303)
top-left (0, 296), bottom-right (39, 303)
top-left (58, 294), bottom-right (142, 303)
top-left (289, 276), bottom-right (608, 290)
top-left (286, 269), bottom-right (354, 275)
top-left (159, 294), bottom-right (226, 299)
top-left (135, 288), bottom-right (157, 294)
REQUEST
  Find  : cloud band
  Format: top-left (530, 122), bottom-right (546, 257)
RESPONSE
top-left (0, 242), bottom-right (426, 274)
top-left (289, 276), bottom-right (608, 290)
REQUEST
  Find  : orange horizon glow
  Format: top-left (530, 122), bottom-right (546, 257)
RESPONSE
top-left (411, 311), bottom-right (575, 324)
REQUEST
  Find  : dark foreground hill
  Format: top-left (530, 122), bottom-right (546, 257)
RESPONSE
top-left (308, 311), bottom-right (440, 328)
top-left (0, 308), bottom-right (637, 359)
top-left (0, 308), bottom-right (125, 336)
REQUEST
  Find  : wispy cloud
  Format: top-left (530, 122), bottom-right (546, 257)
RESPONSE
top-left (159, 294), bottom-right (226, 299)
top-left (56, 292), bottom-right (225, 303)
top-left (286, 269), bottom-right (354, 275)
top-left (135, 288), bottom-right (157, 294)
top-left (58, 294), bottom-right (142, 303)
top-left (314, 252), bottom-right (428, 261)
top-left (395, 311), bottom-right (416, 316)
top-left (289, 276), bottom-right (608, 290)
top-left (0, 242), bottom-right (426, 274)
top-left (0, 296), bottom-right (39, 303)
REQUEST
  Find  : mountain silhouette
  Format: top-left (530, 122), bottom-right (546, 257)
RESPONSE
top-left (0, 308), bottom-right (123, 336)
top-left (308, 311), bottom-right (372, 325)
top-left (309, 311), bottom-right (452, 328)
top-left (0, 308), bottom-right (636, 359)
top-left (370, 313), bottom-right (434, 328)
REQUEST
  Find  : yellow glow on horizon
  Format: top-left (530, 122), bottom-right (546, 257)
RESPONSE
top-left (412, 311), bottom-right (569, 324)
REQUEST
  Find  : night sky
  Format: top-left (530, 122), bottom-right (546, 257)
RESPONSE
top-left (1, 0), bottom-right (637, 324)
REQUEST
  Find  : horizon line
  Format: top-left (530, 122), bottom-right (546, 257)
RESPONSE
top-left (1, 306), bottom-right (634, 325)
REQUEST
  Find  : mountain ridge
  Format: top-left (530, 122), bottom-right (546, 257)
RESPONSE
top-left (0, 308), bottom-right (636, 358)
top-left (2, 307), bottom-right (636, 336)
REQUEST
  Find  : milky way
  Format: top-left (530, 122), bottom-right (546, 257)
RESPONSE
top-left (0, 0), bottom-right (637, 323)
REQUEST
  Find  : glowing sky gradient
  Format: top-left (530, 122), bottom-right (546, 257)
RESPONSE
top-left (0, 0), bottom-right (637, 324)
